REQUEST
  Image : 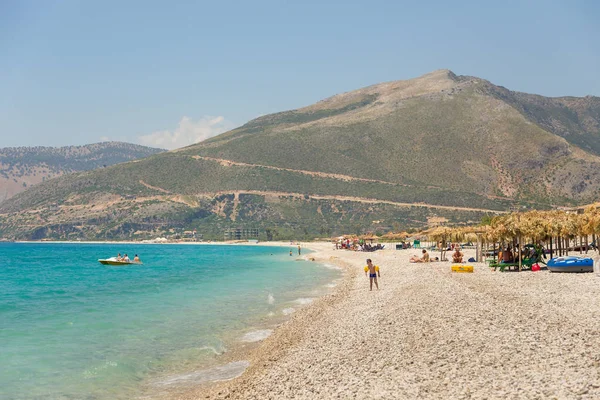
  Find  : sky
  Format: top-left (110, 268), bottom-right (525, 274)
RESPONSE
top-left (1, 0), bottom-right (599, 150)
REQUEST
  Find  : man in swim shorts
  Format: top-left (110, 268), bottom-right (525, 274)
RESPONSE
top-left (364, 259), bottom-right (380, 291)
top-left (452, 247), bottom-right (463, 263)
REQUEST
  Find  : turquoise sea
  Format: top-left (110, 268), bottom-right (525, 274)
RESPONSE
top-left (0, 243), bottom-right (341, 400)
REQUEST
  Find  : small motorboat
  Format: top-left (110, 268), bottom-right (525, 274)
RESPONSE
top-left (547, 256), bottom-right (593, 273)
top-left (98, 257), bottom-right (142, 266)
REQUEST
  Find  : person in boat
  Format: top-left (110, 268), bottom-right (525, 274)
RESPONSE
top-left (133, 254), bottom-right (141, 263)
top-left (123, 254), bottom-right (131, 262)
top-left (116, 253), bottom-right (123, 261)
top-left (452, 247), bottom-right (464, 263)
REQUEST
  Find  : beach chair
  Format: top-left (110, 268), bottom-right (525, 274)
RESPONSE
top-left (488, 259), bottom-right (535, 272)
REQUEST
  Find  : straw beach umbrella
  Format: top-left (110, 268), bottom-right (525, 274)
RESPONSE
top-left (489, 213), bottom-right (526, 269)
top-left (382, 232), bottom-right (409, 242)
top-left (360, 234), bottom-right (378, 243)
top-left (583, 208), bottom-right (600, 251)
top-left (428, 226), bottom-right (453, 261)
top-left (575, 211), bottom-right (595, 253)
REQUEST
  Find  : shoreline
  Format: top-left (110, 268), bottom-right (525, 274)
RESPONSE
top-left (2, 240), bottom-right (343, 400)
top-left (152, 242), bottom-right (360, 399)
top-left (140, 241), bottom-right (352, 399)
top-left (10, 240), bottom-right (311, 245)
top-left (165, 245), bottom-right (600, 399)
top-left (11, 240), bottom-right (600, 398)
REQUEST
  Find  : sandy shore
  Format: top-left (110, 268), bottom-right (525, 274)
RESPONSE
top-left (12, 240), bottom-right (600, 398)
top-left (154, 242), bottom-right (600, 400)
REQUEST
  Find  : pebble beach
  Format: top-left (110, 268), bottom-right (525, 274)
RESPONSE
top-left (171, 243), bottom-right (600, 400)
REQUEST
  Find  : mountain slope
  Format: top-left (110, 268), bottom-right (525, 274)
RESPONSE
top-left (1, 70), bottom-right (599, 240)
top-left (482, 83), bottom-right (600, 155)
top-left (182, 70), bottom-right (600, 201)
top-left (0, 142), bottom-right (164, 203)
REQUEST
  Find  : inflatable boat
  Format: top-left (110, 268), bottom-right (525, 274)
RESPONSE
top-left (547, 256), bottom-right (593, 273)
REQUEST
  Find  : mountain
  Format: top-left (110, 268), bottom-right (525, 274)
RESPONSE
top-left (1, 70), bottom-right (600, 241)
top-left (0, 142), bottom-right (164, 203)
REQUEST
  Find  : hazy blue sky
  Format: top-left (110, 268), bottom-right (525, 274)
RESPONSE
top-left (1, 0), bottom-right (599, 149)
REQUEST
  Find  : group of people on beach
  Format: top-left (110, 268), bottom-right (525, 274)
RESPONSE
top-left (289, 245), bottom-right (301, 256)
top-left (336, 239), bottom-right (385, 252)
top-left (406, 246), bottom-right (464, 263)
top-left (497, 244), bottom-right (545, 264)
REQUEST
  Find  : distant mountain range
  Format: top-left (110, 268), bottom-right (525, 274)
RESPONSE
top-left (0, 142), bottom-right (164, 203)
top-left (1, 70), bottom-right (599, 240)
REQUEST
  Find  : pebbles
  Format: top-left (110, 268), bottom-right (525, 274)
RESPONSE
top-left (194, 246), bottom-right (600, 399)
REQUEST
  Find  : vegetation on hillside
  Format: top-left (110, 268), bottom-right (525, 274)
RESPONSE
top-left (0, 142), bottom-right (164, 175)
top-left (481, 83), bottom-right (600, 155)
top-left (0, 142), bottom-right (164, 203)
top-left (1, 70), bottom-right (599, 240)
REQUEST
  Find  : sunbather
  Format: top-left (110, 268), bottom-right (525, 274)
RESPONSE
top-left (452, 248), bottom-right (463, 263)
top-left (410, 249), bottom-right (430, 263)
top-left (502, 246), bottom-right (514, 263)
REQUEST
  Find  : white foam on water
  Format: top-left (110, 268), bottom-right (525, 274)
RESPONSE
top-left (282, 307), bottom-right (296, 315)
top-left (240, 329), bottom-right (273, 343)
top-left (325, 282), bottom-right (338, 288)
top-left (198, 345), bottom-right (226, 356)
top-left (82, 360), bottom-right (119, 379)
top-left (154, 360), bottom-right (250, 386)
top-left (293, 297), bottom-right (314, 305)
top-left (267, 293), bottom-right (275, 304)
top-left (267, 312), bottom-right (275, 317)
top-left (321, 263), bottom-right (342, 270)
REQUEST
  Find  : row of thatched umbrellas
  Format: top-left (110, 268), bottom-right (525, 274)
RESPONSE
top-left (426, 210), bottom-right (600, 270)
top-left (340, 208), bottom-right (600, 271)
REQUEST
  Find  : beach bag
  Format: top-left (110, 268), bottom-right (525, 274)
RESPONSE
top-left (468, 257), bottom-right (476, 262)
top-left (531, 263), bottom-right (541, 272)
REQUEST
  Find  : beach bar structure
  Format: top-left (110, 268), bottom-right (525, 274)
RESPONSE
top-left (223, 227), bottom-right (260, 241)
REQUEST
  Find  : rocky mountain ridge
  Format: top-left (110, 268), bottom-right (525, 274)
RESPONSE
top-left (1, 70), bottom-right (599, 240)
top-left (0, 142), bottom-right (164, 203)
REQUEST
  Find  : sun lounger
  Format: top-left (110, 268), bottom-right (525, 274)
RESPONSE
top-left (488, 259), bottom-right (535, 272)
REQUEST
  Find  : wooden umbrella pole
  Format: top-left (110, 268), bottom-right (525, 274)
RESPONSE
top-left (441, 237), bottom-right (445, 262)
top-left (585, 235), bottom-right (589, 254)
top-left (518, 234), bottom-right (522, 271)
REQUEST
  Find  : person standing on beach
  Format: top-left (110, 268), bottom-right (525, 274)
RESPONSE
top-left (298, 245), bottom-right (301, 255)
top-left (364, 259), bottom-right (380, 291)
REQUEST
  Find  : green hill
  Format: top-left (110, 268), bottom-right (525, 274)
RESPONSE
top-left (1, 70), bottom-right (599, 240)
top-left (0, 142), bottom-right (164, 203)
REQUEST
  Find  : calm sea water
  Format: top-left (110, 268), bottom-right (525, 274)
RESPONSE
top-left (0, 243), bottom-right (340, 400)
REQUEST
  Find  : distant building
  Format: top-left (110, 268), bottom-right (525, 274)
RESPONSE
top-left (224, 227), bottom-right (260, 241)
